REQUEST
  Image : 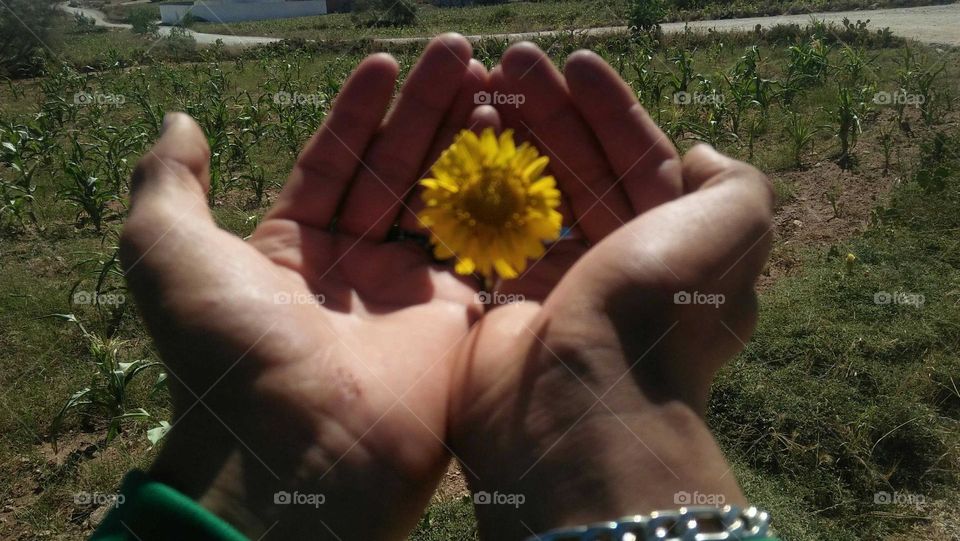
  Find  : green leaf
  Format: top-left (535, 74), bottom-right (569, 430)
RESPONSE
top-left (147, 421), bottom-right (172, 447)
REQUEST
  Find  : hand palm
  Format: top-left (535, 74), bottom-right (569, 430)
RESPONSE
top-left (447, 45), bottom-right (773, 540)
top-left (123, 37), bottom-right (487, 539)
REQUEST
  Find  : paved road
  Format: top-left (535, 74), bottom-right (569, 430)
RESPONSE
top-left (378, 3), bottom-right (960, 46)
top-left (58, 3), bottom-right (281, 46)
top-left (59, 2), bottom-right (960, 48)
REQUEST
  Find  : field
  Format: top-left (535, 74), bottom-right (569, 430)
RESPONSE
top-left (2, 4), bottom-right (960, 541)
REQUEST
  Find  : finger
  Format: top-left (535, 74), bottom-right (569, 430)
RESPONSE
top-left (396, 59), bottom-right (490, 232)
top-left (423, 59), bottom-right (490, 170)
top-left (682, 143), bottom-right (751, 193)
top-left (398, 104), bottom-right (502, 233)
top-left (121, 114), bottom-right (301, 397)
top-left (122, 113), bottom-right (231, 301)
top-left (265, 54), bottom-right (399, 229)
top-left (502, 42), bottom-right (634, 244)
top-left (337, 33), bottom-right (473, 241)
top-left (467, 105), bottom-right (502, 133)
top-left (564, 50), bottom-right (683, 213)
top-left (489, 65), bottom-right (530, 143)
top-left (490, 64), bottom-right (578, 229)
top-left (678, 144), bottom-right (775, 282)
top-left (127, 113), bottom-right (212, 222)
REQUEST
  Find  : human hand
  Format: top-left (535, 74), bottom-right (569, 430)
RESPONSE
top-left (448, 44), bottom-right (774, 540)
top-left (120, 35), bottom-right (488, 540)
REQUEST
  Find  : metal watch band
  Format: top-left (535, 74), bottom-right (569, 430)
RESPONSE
top-left (523, 505), bottom-right (773, 541)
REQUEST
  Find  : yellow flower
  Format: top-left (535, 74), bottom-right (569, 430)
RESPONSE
top-left (845, 252), bottom-right (857, 274)
top-left (418, 128), bottom-right (563, 280)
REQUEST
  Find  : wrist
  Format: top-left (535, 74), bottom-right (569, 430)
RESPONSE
top-left (149, 408), bottom-right (271, 538)
top-left (461, 400), bottom-right (745, 541)
top-left (149, 396), bottom-right (443, 541)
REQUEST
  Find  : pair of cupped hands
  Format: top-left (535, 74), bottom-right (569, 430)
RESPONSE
top-left (122, 34), bottom-right (773, 540)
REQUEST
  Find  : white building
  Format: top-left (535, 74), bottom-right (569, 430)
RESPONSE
top-left (160, 0), bottom-right (328, 25)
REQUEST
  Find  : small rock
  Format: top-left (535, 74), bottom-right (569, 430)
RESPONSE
top-left (792, 220), bottom-right (803, 228)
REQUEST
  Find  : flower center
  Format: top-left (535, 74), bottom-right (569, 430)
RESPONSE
top-left (459, 165), bottom-right (526, 228)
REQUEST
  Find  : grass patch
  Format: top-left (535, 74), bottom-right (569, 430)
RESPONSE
top-left (410, 496), bottom-right (479, 540)
top-left (710, 130), bottom-right (960, 539)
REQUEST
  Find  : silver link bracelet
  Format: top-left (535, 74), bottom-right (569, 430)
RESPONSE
top-left (523, 505), bottom-right (773, 541)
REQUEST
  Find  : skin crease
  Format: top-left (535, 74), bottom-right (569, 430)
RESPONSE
top-left (121, 33), bottom-right (773, 541)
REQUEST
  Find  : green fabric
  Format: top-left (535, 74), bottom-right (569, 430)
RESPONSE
top-left (90, 470), bottom-right (249, 541)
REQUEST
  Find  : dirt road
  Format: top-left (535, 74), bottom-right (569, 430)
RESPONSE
top-left (58, 3), bottom-right (282, 46)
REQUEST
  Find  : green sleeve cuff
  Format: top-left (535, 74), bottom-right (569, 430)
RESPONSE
top-left (90, 470), bottom-right (249, 541)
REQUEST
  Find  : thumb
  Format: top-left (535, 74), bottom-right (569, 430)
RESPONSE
top-left (121, 112), bottom-right (216, 278)
top-left (681, 143), bottom-right (740, 193)
top-left (129, 112), bottom-right (211, 216)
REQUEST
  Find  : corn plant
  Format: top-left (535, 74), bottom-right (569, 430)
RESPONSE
top-left (668, 48), bottom-right (696, 96)
top-left (71, 230), bottom-right (128, 333)
top-left (49, 314), bottom-right (164, 451)
top-left (0, 177), bottom-right (34, 230)
top-left (37, 65), bottom-right (84, 127)
top-left (731, 46), bottom-right (775, 113)
top-left (837, 46), bottom-right (873, 87)
top-left (130, 73), bottom-right (166, 137)
top-left (61, 138), bottom-right (119, 232)
top-left (630, 52), bottom-right (668, 122)
top-left (660, 107), bottom-right (686, 148)
top-left (89, 124), bottom-right (149, 194)
top-left (914, 131), bottom-right (952, 193)
top-left (786, 39), bottom-right (830, 87)
top-left (912, 63), bottom-right (945, 126)
top-left (783, 112), bottom-right (822, 169)
top-left (723, 71), bottom-right (759, 136)
top-left (744, 112), bottom-right (765, 161)
top-left (3, 75), bottom-right (25, 100)
top-left (825, 180), bottom-right (844, 219)
top-left (894, 46), bottom-right (946, 126)
top-left (473, 38), bottom-right (510, 69)
top-left (832, 84), bottom-right (870, 169)
top-left (185, 71), bottom-right (231, 203)
top-left (685, 75), bottom-right (737, 148)
top-left (0, 119), bottom-right (46, 227)
top-left (687, 111), bottom-right (738, 149)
